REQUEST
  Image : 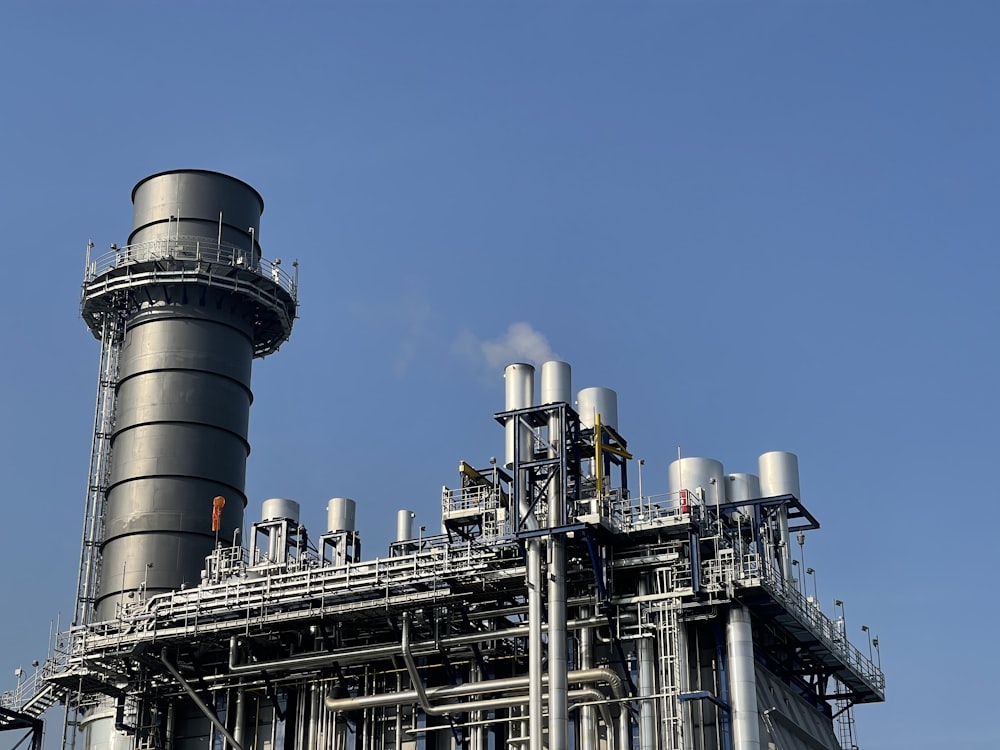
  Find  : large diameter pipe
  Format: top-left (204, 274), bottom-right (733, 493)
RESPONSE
top-left (727, 607), bottom-right (760, 750)
top-left (637, 578), bottom-right (657, 750)
top-left (548, 535), bottom-right (569, 750)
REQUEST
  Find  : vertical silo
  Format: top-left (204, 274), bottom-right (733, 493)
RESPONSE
top-left (80, 169), bottom-right (297, 621)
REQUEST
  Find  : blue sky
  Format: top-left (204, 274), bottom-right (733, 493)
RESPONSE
top-left (1, 2), bottom-right (997, 748)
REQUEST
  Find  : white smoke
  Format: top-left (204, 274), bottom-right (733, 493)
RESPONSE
top-left (481, 322), bottom-right (557, 368)
top-left (453, 322), bottom-right (558, 381)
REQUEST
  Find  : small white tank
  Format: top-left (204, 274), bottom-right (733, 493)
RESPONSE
top-left (726, 472), bottom-right (761, 522)
top-left (327, 497), bottom-right (357, 533)
top-left (758, 451), bottom-right (801, 498)
top-left (577, 387), bottom-right (618, 431)
top-left (726, 473), bottom-right (761, 503)
top-left (540, 361), bottom-right (572, 404)
top-left (504, 363), bottom-right (535, 467)
top-left (396, 509), bottom-right (415, 542)
top-left (668, 457), bottom-right (725, 508)
top-left (261, 498), bottom-right (300, 523)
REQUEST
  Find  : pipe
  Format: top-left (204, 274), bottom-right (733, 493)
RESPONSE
top-left (227, 615), bottom-right (617, 676)
top-left (727, 607), bottom-right (760, 750)
top-left (400, 612), bottom-right (440, 717)
top-left (578, 608), bottom-right (597, 750)
top-left (232, 686), bottom-right (246, 748)
top-left (325, 667), bottom-right (625, 711)
top-left (637, 579), bottom-right (657, 750)
top-left (545, 379), bottom-right (569, 750)
top-left (548, 537), bottom-right (569, 750)
top-left (159, 650), bottom-right (244, 750)
top-left (527, 538), bottom-right (544, 750)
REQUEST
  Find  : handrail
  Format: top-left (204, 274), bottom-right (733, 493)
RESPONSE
top-left (84, 236), bottom-right (297, 300)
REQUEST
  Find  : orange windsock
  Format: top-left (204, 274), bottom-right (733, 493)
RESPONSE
top-left (212, 495), bottom-right (226, 532)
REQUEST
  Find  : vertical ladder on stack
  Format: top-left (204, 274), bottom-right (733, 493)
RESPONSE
top-left (655, 575), bottom-right (684, 749)
top-left (74, 312), bottom-right (123, 628)
top-left (63, 312), bottom-right (123, 750)
top-left (835, 695), bottom-right (858, 749)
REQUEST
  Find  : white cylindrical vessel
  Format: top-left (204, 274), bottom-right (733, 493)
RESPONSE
top-left (759, 451), bottom-right (799, 582)
top-left (727, 472), bottom-right (761, 521)
top-left (576, 387), bottom-right (618, 431)
top-left (540, 361), bottom-right (572, 405)
top-left (668, 457), bottom-right (725, 509)
top-left (726, 473), bottom-right (761, 503)
top-left (396, 510), bottom-right (415, 542)
top-left (261, 497), bottom-right (300, 523)
top-left (758, 451), bottom-right (800, 499)
top-left (504, 363), bottom-right (535, 468)
top-left (327, 497), bottom-right (356, 533)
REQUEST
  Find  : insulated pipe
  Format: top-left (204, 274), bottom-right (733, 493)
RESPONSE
top-left (232, 686), bottom-right (246, 748)
top-left (325, 668), bottom-right (625, 711)
top-left (578, 607), bottom-right (597, 750)
top-left (548, 534), bottom-right (569, 750)
top-left (526, 539), bottom-right (544, 750)
top-left (637, 578), bottom-right (657, 750)
top-left (228, 615), bottom-right (618, 675)
top-left (727, 607), bottom-right (760, 750)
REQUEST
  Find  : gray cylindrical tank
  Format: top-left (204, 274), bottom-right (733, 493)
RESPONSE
top-left (540, 361), bottom-right (572, 405)
top-left (129, 169), bottom-right (262, 263)
top-left (504, 363), bottom-right (535, 467)
top-left (758, 451), bottom-right (801, 499)
top-left (726, 473), bottom-right (761, 503)
top-left (667, 457), bottom-right (725, 508)
top-left (576, 387), bottom-right (618, 431)
top-left (262, 498), bottom-right (300, 523)
top-left (726, 472), bottom-right (761, 522)
top-left (327, 497), bottom-right (357, 533)
top-left (396, 510), bottom-right (415, 542)
top-left (94, 170), bottom-right (274, 620)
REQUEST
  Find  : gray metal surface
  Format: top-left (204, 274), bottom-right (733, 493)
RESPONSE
top-left (129, 169), bottom-right (262, 263)
top-left (91, 170), bottom-right (293, 622)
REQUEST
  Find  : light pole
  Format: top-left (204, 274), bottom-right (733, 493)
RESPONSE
top-left (791, 559), bottom-right (802, 596)
top-left (806, 567), bottom-right (818, 602)
top-left (638, 458), bottom-right (645, 511)
top-left (861, 625), bottom-right (873, 662)
top-left (872, 636), bottom-right (881, 670)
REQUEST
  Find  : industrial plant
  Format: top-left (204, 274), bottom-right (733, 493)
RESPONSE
top-left (0, 170), bottom-right (884, 750)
